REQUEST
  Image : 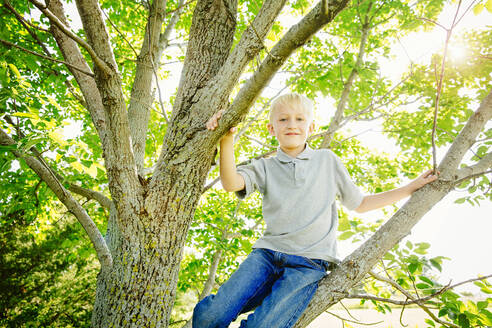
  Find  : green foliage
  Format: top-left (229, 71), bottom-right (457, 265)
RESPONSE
top-left (1, 0), bottom-right (491, 326)
top-left (0, 206), bottom-right (98, 327)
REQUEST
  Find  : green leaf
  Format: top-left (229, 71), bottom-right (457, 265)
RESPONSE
top-left (408, 262), bottom-right (418, 274)
top-left (477, 300), bottom-right (489, 311)
top-left (8, 63), bottom-right (21, 79)
top-left (473, 3), bottom-right (484, 15)
top-left (339, 231), bottom-right (355, 240)
top-left (416, 282), bottom-right (431, 290)
top-left (458, 313), bottom-right (470, 328)
top-left (425, 318), bottom-right (435, 327)
top-left (420, 276), bottom-right (435, 286)
top-left (21, 137), bottom-right (44, 153)
top-left (486, 0), bottom-right (492, 13)
top-left (11, 112), bottom-right (38, 119)
top-left (430, 258), bottom-right (442, 272)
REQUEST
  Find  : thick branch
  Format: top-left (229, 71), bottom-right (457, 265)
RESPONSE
top-left (215, 0), bottom-right (350, 141)
top-left (0, 128), bottom-right (112, 270)
top-left (74, 0), bottom-right (144, 215)
top-left (66, 184), bottom-right (113, 210)
top-left (197, 0), bottom-right (288, 118)
top-left (454, 151), bottom-right (492, 183)
top-left (439, 88), bottom-right (492, 179)
top-left (46, 0), bottom-right (121, 204)
top-left (28, 0), bottom-right (110, 75)
top-left (128, 0), bottom-right (168, 175)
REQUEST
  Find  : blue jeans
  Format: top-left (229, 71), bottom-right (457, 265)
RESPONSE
top-left (192, 248), bottom-right (331, 328)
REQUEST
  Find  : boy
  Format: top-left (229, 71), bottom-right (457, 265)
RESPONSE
top-left (193, 93), bottom-right (437, 328)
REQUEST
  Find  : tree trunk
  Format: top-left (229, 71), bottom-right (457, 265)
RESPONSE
top-left (92, 145), bottom-right (215, 327)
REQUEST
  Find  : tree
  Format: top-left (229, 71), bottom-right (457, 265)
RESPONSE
top-left (0, 0), bottom-right (490, 327)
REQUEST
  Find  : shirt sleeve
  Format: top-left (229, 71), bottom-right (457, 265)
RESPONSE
top-left (333, 154), bottom-right (364, 210)
top-left (235, 158), bottom-right (266, 199)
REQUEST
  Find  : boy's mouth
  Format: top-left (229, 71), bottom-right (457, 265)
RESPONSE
top-left (285, 133), bottom-right (299, 135)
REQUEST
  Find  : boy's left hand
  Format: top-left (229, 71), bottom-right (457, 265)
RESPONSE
top-left (407, 169), bottom-right (439, 192)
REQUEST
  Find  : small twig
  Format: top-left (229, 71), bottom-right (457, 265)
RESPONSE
top-left (102, 9), bottom-right (138, 58)
top-left (326, 310), bottom-right (383, 326)
top-left (4, 0), bottom-right (49, 32)
top-left (454, 170), bottom-right (492, 187)
top-left (417, 17), bottom-right (447, 31)
top-left (0, 38), bottom-right (94, 77)
top-left (243, 134), bottom-right (276, 149)
top-left (339, 300), bottom-right (360, 322)
top-left (399, 297), bottom-right (409, 327)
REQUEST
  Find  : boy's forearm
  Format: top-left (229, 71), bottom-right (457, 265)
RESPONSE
top-left (355, 185), bottom-right (413, 213)
top-left (355, 170), bottom-right (438, 213)
top-left (219, 137), bottom-right (245, 192)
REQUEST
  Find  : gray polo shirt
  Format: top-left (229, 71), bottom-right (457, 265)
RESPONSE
top-left (236, 145), bottom-right (364, 263)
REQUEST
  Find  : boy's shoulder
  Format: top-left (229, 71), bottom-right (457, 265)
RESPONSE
top-left (311, 148), bottom-right (338, 160)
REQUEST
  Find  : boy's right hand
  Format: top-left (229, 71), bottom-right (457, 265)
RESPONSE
top-left (206, 109), bottom-right (236, 139)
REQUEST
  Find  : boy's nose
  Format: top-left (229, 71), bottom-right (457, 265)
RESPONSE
top-left (286, 119), bottom-right (296, 127)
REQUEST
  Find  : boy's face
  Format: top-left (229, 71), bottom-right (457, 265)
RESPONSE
top-left (267, 103), bottom-right (315, 156)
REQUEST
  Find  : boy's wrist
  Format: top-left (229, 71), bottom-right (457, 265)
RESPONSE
top-left (220, 134), bottom-right (234, 144)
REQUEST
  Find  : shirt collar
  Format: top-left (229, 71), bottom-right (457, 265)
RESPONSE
top-left (276, 144), bottom-right (315, 163)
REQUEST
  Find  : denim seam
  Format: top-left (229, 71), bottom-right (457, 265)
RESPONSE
top-left (237, 275), bottom-right (275, 318)
top-left (305, 258), bottom-right (326, 272)
top-left (283, 282), bottom-right (318, 328)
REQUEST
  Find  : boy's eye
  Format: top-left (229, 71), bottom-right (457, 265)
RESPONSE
top-left (279, 118), bottom-right (287, 121)
top-left (297, 117), bottom-right (304, 121)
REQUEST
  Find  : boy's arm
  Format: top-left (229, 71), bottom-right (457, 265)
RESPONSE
top-left (206, 110), bottom-right (245, 192)
top-left (355, 170), bottom-right (438, 213)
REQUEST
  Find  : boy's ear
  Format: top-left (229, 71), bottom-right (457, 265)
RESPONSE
top-left (267, 123), bottom-right (275, 136)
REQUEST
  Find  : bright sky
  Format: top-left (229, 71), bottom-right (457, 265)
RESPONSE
top-left (332, 3), bottom-right (492, 293)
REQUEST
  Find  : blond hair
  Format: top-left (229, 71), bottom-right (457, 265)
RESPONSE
top-left (269, 93), bottom-right (314, 122)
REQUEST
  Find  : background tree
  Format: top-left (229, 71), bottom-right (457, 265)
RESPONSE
top-left (0, 0), bottom-right (490, 327)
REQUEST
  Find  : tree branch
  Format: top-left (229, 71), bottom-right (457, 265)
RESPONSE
top-left (454, 152), bottom-right (492, 184)
top-left (128, 0), bottom-right (169, 175)
top-left (368, 271), bottom-right (458, 328)
top-left (0, 38), bottom-right (94, 77)
top-left (217, 0), bottom-right (350, 141)
top-left (320, 17), bottom-right (371, 148)
top-left (66, 184), bottom-right (113, 210)
top-left (28, 0), bottom-right (111, 75)
top-left (73, 0), bottom-right (144, 216)
top-left (438, 88), bottom-right (492, 179)
top-left (0, 128), bottom-right (112, 271)
top-left (3, 114), bottom-right (113, 210)
top-left (45, 0), bottom-right (114, 180)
